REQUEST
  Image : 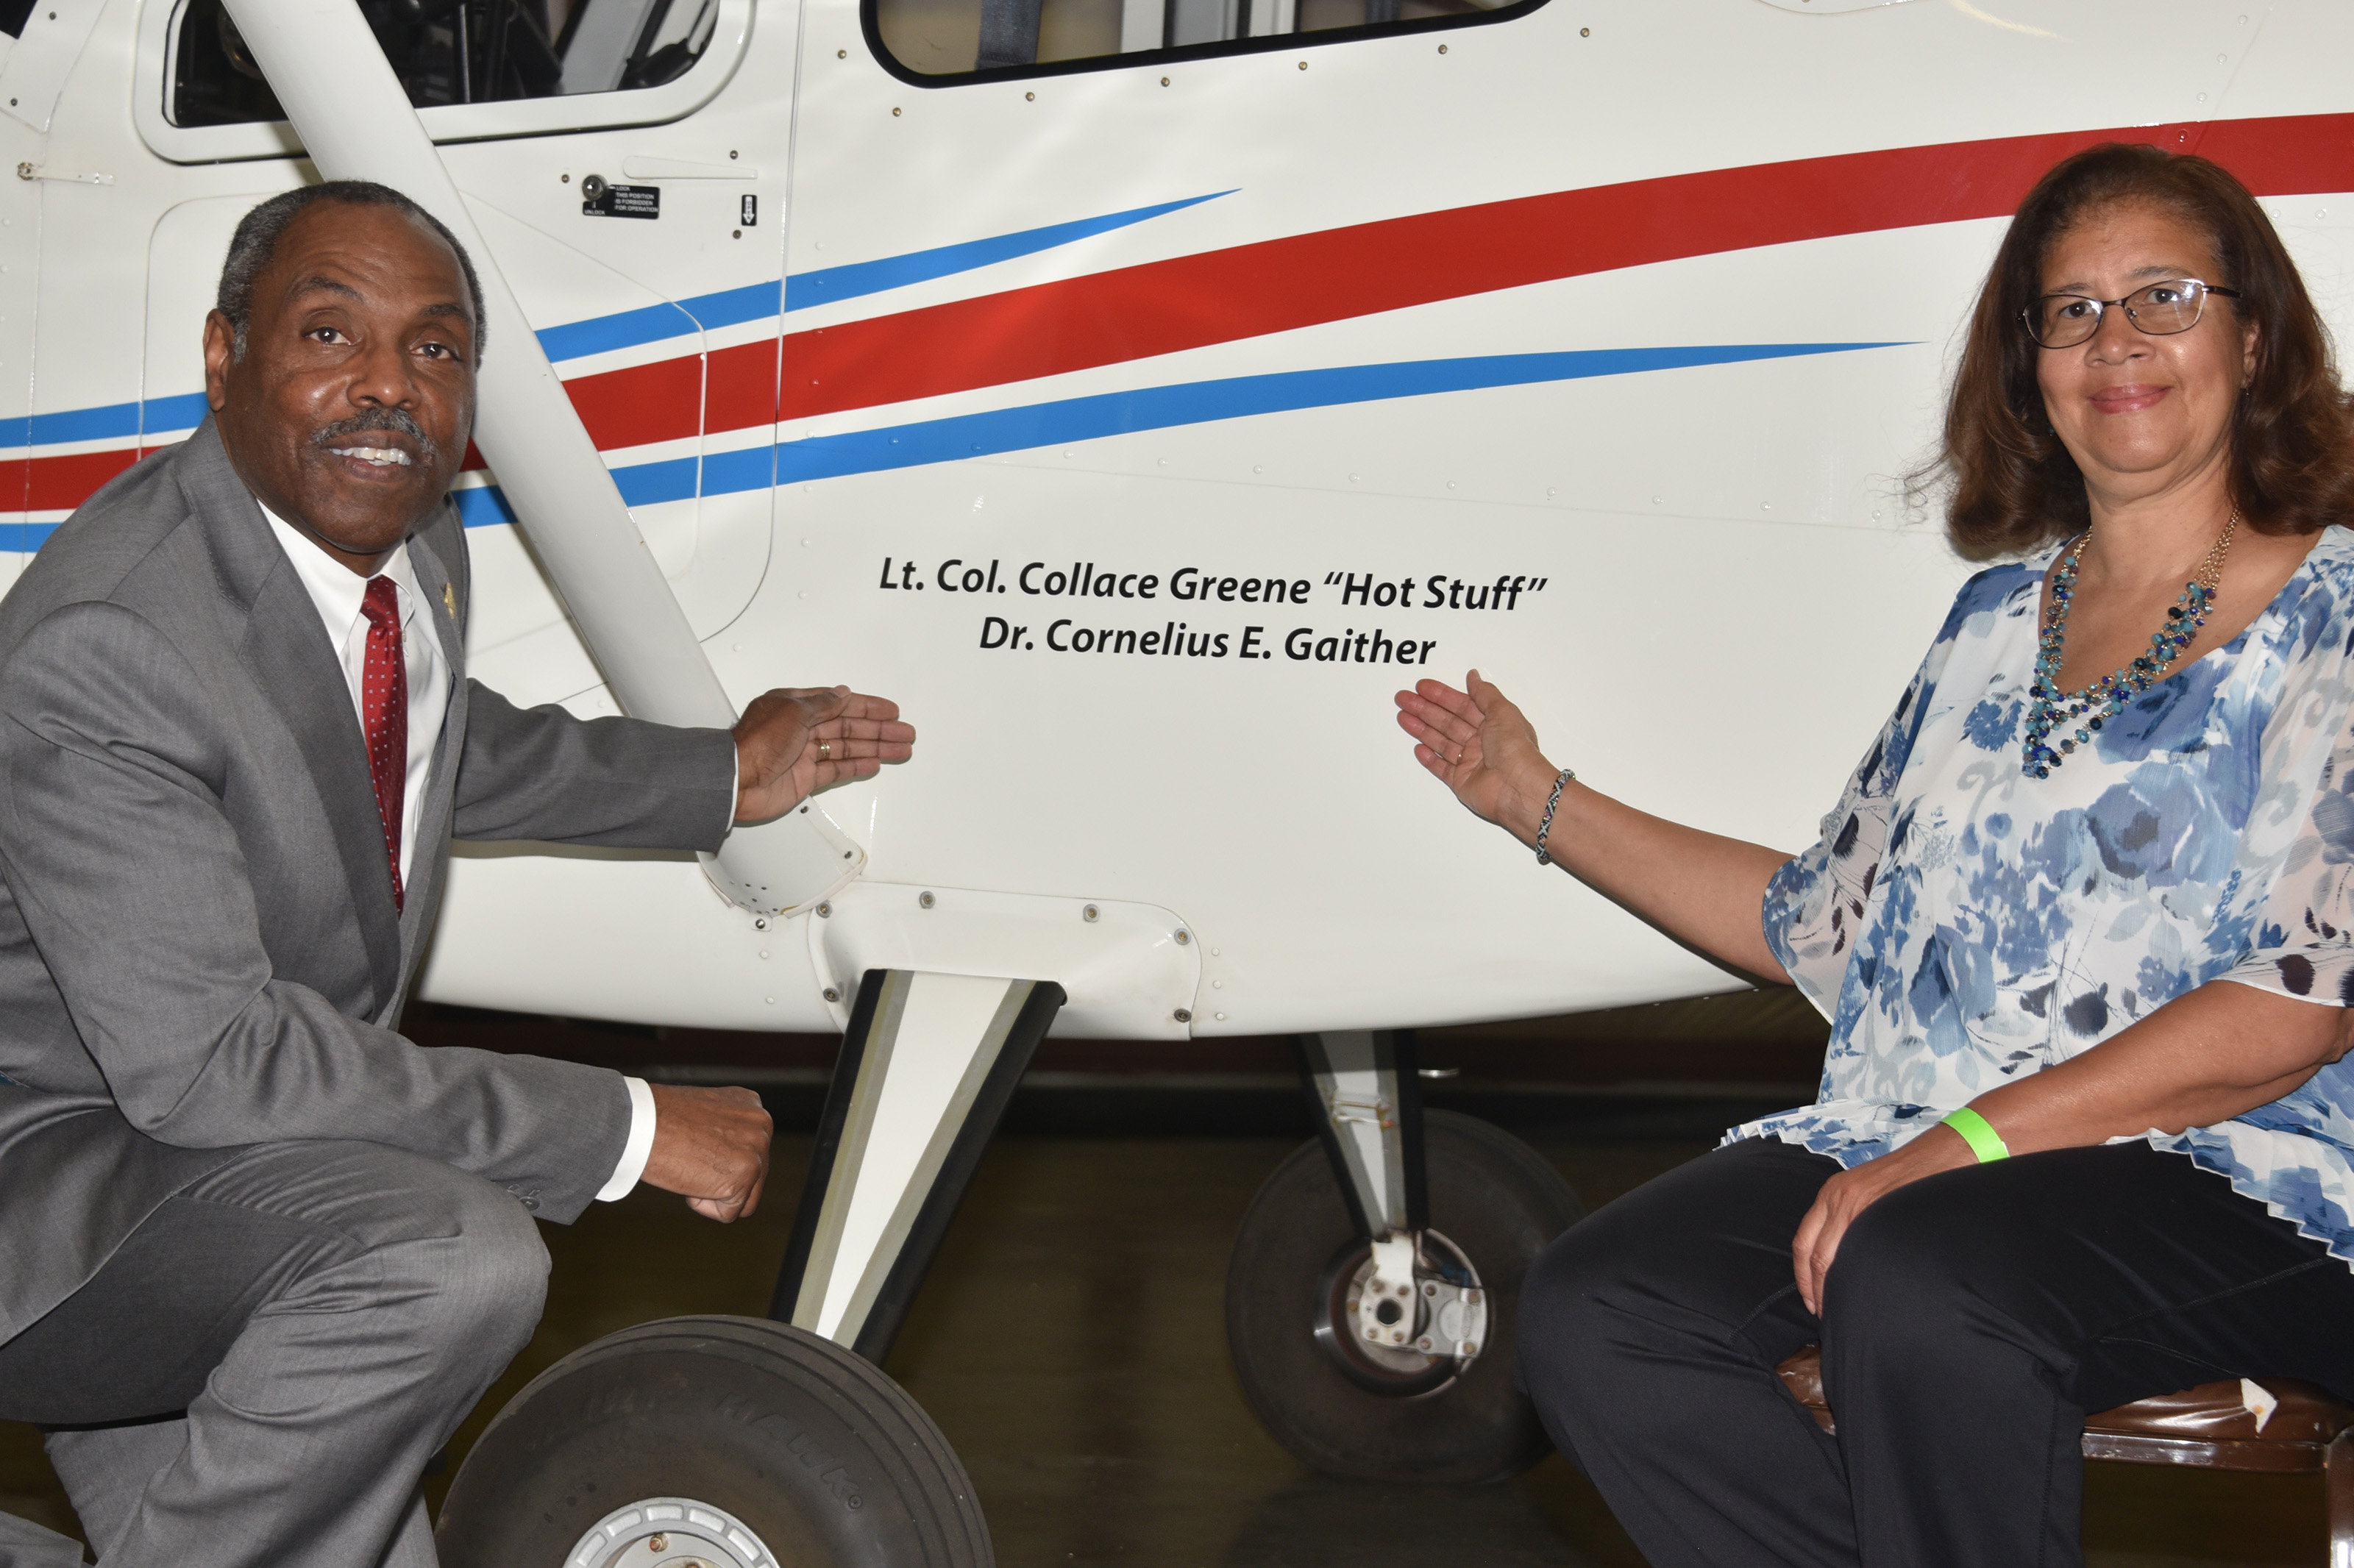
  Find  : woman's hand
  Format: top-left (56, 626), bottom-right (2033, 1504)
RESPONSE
top-left (1393, 671), bottom-right (1557, 840)
top-left (1392, 669), bottom-right (1794, 977)
top-left (1789, 1126), bottom-right (1974, 1314)
top-left (1787, 983), bottom-right (2354, 1315)
top-left (732, 685), bottom-right (916, 824)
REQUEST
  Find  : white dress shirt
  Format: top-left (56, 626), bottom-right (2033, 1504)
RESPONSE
top-left (261, 504), bottom-right (656, 1202)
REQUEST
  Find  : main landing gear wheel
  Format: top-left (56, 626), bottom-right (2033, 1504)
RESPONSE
top-left (435, 1315), bottom-right (990, 1568)
top-left (1226, 1109), bottom-right (1584, 1483)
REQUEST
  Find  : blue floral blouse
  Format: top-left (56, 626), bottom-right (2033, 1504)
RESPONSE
top-left (1734, 525), bottom-right (2354, 1264)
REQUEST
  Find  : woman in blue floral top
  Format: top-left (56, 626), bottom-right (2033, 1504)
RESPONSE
top-left (1396, 143), bottom-right (2354, 1567)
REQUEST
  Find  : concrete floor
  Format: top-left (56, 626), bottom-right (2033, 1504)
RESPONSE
top-left (0, 1120), bottom-right (2330, 1566)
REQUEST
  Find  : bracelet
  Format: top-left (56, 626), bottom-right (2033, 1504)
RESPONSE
top-left (1533, 768), bottom-right (1576, 866)
top-left (1942, 1105), bottom-right (2010, 1163)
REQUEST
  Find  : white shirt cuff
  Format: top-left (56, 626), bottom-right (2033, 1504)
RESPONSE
top-left (595, 1075), bottom-right (658, 1202)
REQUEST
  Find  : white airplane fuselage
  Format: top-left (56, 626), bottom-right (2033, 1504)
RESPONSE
top-left (1, 0), bottom-right (2341, 1041)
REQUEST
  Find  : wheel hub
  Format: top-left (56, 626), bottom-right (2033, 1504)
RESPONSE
top-left (561, 1498), bottom-right (780, 1568)
top-left (1312, 1227), bottom-right (1490, 1397)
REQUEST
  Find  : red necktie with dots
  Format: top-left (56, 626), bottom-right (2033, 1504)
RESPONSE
top-left (359, 576), bottom-right (407, 911)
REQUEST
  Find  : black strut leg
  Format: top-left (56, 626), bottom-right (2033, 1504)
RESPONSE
top-left (769, 970), bottom-right (1064, 1364)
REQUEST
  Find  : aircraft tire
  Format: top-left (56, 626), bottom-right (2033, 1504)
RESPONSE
top-left (1225, 1110), bottom-right (1583, 1483)
top-left (435, 1314), bottom-right (990, 1568)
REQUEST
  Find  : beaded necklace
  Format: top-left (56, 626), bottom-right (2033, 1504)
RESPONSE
top-left (2021, 513), bottom-right (2239, 778)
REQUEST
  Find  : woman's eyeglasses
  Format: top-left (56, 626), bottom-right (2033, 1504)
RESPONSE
top-left (2023, 278), bottom-right (2241, 349)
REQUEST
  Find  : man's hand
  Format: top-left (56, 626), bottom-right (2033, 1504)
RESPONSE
top-left (641, 1084), bottom-right (773, 1222)
top-left (733, 686), bottom-right (916, 825)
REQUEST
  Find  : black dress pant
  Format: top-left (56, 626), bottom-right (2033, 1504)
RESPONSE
top-left (1518, 1138), bottom-right (2354, 1568)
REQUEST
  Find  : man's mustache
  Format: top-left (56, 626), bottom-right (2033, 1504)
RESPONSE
top-left (310, 410), bottom-right (442, 466)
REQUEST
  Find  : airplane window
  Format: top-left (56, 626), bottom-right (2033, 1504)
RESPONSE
top-left (871, 0), bottom-right (1525, 77)
top-left (168, 0), bottom-right (720, 125)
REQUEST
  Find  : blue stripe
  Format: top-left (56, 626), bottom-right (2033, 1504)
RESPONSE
top-left (702, 443), bottom-right (775, 495)
top-left (142, 392), bottom-right (212, 434)
top-left (513, 277), bottom-right (791, 360)
top-left (449, 455), bottom-right (703, 528)
top-left (8, 345), bottom-right (1897, 558)
top-left (26, 402), bottom-right (140, 444)
top-left (614, 455), bottom-right (700, 508)
top-left (453, 486), bottom-right (519, 527)
top-left (756, 343), bottom-right (1902, 489)
top-left (21, 392), bottom-right (211, 447)
top-left (427, 341), bottom-right (1895, 529)
top-left (525, 193), bottom-right (1228, 362)
top-left (535, 302), bottom-right (703, 364)
top-left (783, 192), bottom-right (1232, 314)
top-left (530, 283), bottom-right (785, 362)
top-left (678, 281), bottom-right (785, 332)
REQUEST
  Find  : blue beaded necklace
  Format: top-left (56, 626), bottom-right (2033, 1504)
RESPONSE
top-left (2022, 514), bottom-right (2239, 779)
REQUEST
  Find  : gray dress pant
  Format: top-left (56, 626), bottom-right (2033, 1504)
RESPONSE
top-left (0, 1141), bottom-right (551, 1568)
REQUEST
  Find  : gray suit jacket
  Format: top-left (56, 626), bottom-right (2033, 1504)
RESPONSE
top-left (0, 419), bottom-right (739, 1344)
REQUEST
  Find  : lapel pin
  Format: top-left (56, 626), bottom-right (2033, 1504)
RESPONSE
top-left (441, 582), bottom-right (456, 620)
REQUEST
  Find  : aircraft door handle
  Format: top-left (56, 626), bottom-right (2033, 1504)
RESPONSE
top-left (14, 164), bottom-right (113, 185)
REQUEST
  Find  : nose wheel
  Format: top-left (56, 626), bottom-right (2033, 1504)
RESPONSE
top-left (1226, 1108), bottom-right (1584, 1483)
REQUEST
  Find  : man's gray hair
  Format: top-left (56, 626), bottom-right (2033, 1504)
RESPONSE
top-left (216, 181), bottom-right (488, 363)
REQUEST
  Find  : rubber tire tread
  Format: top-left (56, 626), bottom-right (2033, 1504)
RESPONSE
top-left (1225, 1109), bottom-right (1584, 1483)
top-left (436, 1314), bottom-right (989, 1568)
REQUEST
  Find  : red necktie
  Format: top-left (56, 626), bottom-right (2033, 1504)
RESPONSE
top-left (359, 576), bottom-right (407, 911)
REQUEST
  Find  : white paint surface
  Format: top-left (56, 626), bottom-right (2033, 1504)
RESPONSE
top-left (6, 0), bottom-right (2348, 1039)
top-left (814, 972), bottom-right (1017, 1338)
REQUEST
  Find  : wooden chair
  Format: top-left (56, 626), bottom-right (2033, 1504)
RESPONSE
top-left (1776, 1347), bottom-right (2354, 1566)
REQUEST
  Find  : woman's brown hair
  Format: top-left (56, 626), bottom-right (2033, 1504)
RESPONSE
top-left (1937, 141), bottom-right (2354, 559)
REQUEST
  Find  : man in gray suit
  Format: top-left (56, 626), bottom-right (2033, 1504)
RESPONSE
top-left (0, 181), bottom-right (914, 1567)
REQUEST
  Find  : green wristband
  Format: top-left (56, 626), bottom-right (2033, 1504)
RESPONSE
top-left (1943, 1106), bottom-right (2010, 1163)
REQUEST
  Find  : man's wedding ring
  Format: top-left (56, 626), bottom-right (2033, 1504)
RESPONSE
top-left (817, 741), bottom-right (832, 759)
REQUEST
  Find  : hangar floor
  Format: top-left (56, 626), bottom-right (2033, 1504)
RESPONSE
top-left (0, 992), bottom-right (2331, 1566)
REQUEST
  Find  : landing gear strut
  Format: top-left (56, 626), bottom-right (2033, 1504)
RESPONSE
top-left (441, 969), bottom-right (1062, 1568)
top-left (1225, 1033), bottom-right (1585, 1483)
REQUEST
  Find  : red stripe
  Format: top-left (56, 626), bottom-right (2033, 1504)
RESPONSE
top-left (19, 111), bottom-right (2354, 520)
top-left (26, 443), bottom-right (469, 507)
top-left (767, 113), bottom-right (2354, 426)
top-left (564, 353), bottom-right (703, 451)
top-left (705, 341), bottom-right (778, 439)
top-left (22, 448), bottom-right (145, 513)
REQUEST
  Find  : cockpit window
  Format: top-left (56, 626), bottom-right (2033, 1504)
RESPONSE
top-left (167, 0), bottom-right (719, 125)
top-left (870, 0), bottom-right (1528, 79)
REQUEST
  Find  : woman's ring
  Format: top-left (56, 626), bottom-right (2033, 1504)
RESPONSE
top-left (818, 740), bottom-right (832, 759)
